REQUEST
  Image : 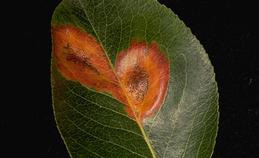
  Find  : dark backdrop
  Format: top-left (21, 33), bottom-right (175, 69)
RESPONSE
top-left (3, 0), bottom-right (258, 157)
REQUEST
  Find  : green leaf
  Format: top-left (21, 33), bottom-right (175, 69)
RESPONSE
top-left (51, 0), bottom-right (219, 158)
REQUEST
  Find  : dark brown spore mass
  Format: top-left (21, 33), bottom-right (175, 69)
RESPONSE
top-left (64, 44), bottom-right (99, 74)
top-left (127, 66), bottom-right (149, 101)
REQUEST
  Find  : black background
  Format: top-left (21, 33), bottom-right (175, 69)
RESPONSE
top-left (3, 0), bottom-right (258, 157)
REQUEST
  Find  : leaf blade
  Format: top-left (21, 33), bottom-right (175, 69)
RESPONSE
top-left (51, 0), bottom-right (219, 158)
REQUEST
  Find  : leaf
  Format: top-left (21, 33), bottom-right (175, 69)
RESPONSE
top-left (51, 0), bottom-right (219, 158)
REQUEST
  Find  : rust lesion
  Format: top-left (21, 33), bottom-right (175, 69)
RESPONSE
top-left (115, 41), bottom-right (170, 121)
top-left (52, 25), bottom-right (127, 105)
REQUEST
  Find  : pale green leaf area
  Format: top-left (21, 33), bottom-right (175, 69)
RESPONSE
top-left (51, 0), bottom-right (219, 157)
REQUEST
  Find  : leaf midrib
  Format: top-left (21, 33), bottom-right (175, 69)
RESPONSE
top-left (76, 0), bottom-right (157, 157)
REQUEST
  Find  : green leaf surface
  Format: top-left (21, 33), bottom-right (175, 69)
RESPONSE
top-left (51, 0), bottom-right (219, 157)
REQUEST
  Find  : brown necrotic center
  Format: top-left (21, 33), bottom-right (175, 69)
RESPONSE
top-left (64, 44), bottom-right (99, 74)
top-left (127, 66), bottom-right (149, 102)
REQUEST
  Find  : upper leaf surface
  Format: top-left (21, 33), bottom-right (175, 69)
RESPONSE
top-left (51, 0), bottom-right (219, 158)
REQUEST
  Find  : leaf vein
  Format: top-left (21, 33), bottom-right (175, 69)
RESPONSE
top-left (66, 85), bottom-right (135, 121)
top-left (66, 116), bottom-right (148, 158)
top-left (70, 137), bottom-right (105, 158)
top-left (64, 100), bottom-right (144, 137)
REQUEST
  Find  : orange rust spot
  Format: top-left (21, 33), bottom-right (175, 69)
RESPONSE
top-left (52, 25), bottom-right (126, 103)
top-left (115, 41), bottom-right (169, 120)
top-left (52, 25), bottom-right (169, 122)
